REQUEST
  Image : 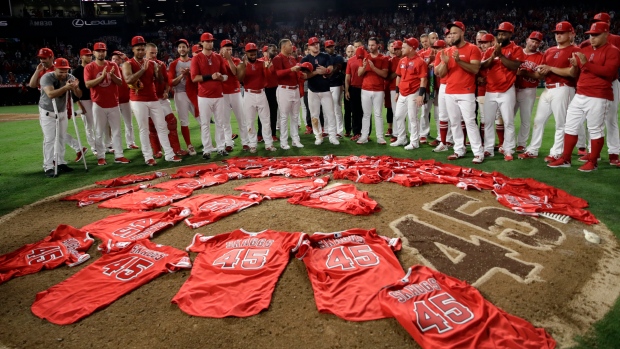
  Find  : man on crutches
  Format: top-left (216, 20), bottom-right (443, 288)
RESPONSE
top-left (39, 58), bottom-right (82, 178)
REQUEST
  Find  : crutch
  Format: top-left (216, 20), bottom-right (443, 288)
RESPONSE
top-left (51, 98), bottom-right (60, 177)
top-left (69, 94), bottom-right (88, 171)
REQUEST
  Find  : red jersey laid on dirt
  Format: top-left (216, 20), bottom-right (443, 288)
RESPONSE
top-left (482, 41), bottom-right (525, 93)
top-left (84, 61), bottom-right (121, 108)
top-left (127, 58), bottom-right (158, 102)
top-left (287, 184), bottom-right (381, 215)
top-left (95, 172), bottom-right (167, 187)
top-left (172, 229), bottom-right (305, 318)
top-left (172, 193), bottom-right (263, 228)
top-left (81, 207), bottom-right (190, 245)
top-left (541, 45), bottom-right (580, 87)
top-left (396, 54), bottom-right (428, 96)
top-left (98, 189), bottom-right (192, 211)
top-left (152, 173), bottom-right (229, 192)
top-left (222, 57), bottom-right (242, 94)
top-left (0, 225), bottom-right (93, 285)
top-left (169, 164), bottom-right (220, 178)
top-left (296, 228), bottom-right (403, 321)
top-left (516, 51), bottom-right (544, 89)
top-left (234, 176), bottom-right (330, 199)
top-left (361, 54), bottom-right (389, 91)
top-left (575, 43), bottom-right (620, 101)
top-left (61, 185), bottom-right (145, 207)
top-left (378, 265), bottom-right (557, 349)
top-left (190, 51), bottom-right (227, 98)
top-left (31, 240), bottom-right (191, 325)
top-left (443, 43), bottom-right (482, 94)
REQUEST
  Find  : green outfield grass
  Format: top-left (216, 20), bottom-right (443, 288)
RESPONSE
top-left (0, 90), bottom-right (618, 348)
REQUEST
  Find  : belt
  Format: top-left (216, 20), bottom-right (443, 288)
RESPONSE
top-left (245, 88), bottom-right (263, 94)
top-left (280, 85), bottom-right (298, 90)
top-left (545, 83), bottom-right (569, 89)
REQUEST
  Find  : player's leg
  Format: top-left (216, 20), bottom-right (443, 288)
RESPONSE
top-left (320, 91), bottom-right (338, 144)
top-left (604, 80), bottom-right (620, 164)
top-left (39, 108), bottom-right (56, 173)
top-left (57, 111), bottom-right (68, 165)
top-left (446, 94), bottom-right (466, 157)
top-left (516, 88), bottom-right (536, 150)
top-left (549, 87), bottom-right (573, 157)
top-left (265, 87), bottom-right (278, 139)
top-left (92, 103), bottom-right (107, 162)
top-left (343, 89), bottom-right (352, 136)
top-left (498, 87), bottom-right (517, 157)
top-left (256, 93), bottom-right (274, 150)
top-left (359, 89), bottom-right (372, 142)
top-left (107, 106), bottom-right (125, 160)
top-left (129, 101), bottom-right (155, 163)
top-left (308, 91), bottom-right (323, 144)
top-left (276, 87), bottom-right (291, 148)
top-left (243, 93), bottom-right (258, 151)
top-left (161, 98), bottom-right (184, 155)
top-left (523, 89), bottom-right (552, 157)
top-left (221, 94), bottom-right (235, 149)
top-left (290, 91), bottom-right (303, 147)
top-left (582, 98), bottom-right (608, 168)
top-left (483, 92), bottom-right (500, 156)
top-left (174, 91), bottom-right (194, 151)
top-left (419, 94), bottom-right (432, 142)
top-left (372, 91), bottom-right (386, 143)
top-left (149, 101), bottom-right (178, 161)
top-left (198, 97), bottom-right (215, 155)
top-left (230, 92), bottom-right (249, 149)
top-left (212, 98), bottom-right (229, 153)
top-left (79, 100), bottom-right (96, 153)
top-left (435, 85), bottom-right (451, 149)
top-left (330, 86), bottom-right (344, 135)
top-left (119, 102), bottom-right (137, 149)
top-left (391, 94), bottom-right (407, 145)
top-left (350, 87), bottom-right (363, 139)
top-left (407, 94), bottom-right (421, 148)
top-left (553, 95), bottom-right (587, 165)
top-left (459, 94), bottom-right (483, 159)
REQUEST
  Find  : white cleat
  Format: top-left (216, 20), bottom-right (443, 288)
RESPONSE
top-left (433, 142), bottom-right (449, 152)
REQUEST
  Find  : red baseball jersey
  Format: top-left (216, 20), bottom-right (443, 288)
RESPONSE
top-left (127, 58), bottom-right (158, 102)
top-left (242, 59), bottom-right (272, 90)
top-left (172, 193), bottom-right (263, 228)
top-left (333, 167), bottom-right (393, 184)
top-left (346, 57), bottom-right (364, 88)
top-left (98, 189), bottom-right (192, 211)
top-left (443, 43), bottom-right (482, 94)
top-left (61, 185), bottom-right (144, 207)
top-left (222, 57), bottom-right (242, 94)
top-left (296, 228), bottom-right (403, 321)
top-left (84, 60), bottom-right (121, 108)
top-left (234, 176), bottom-right (330, 199)
top-left (117, 71), bottom-right (130, 104)
top-left (95, 171), bottom-right (167, 187)
top-left (190, 51), bottom-right (227, 98)
top-left (378, 265), bottom-right (556, 349)
top-left (541, 45), bottom-right (580, 86)
top-left (81, 207), bottom-right (190, 246)
top-left (516, 50), bottom-right (544, 89)
top-left (153, 60), bottom-right (170, 99)
top-left (152, 173), bottom-right (229, 192)
top-left (575, 43), bottom-right (620, 101)
top-left (387, 54), bottom-right (401, 90)
top-left (170, 163), bottom-right (220, 178)
top-left (0, 225), bottom-right (93, 285)
top-left (31, 240), bottom-right (191, 325)
top-left (482, 41), bottom-right (525, 93)
top-left (361, 54), bottom-right (389, 91)
top-left (287, 184), bottom-right (381, 215)
top-left (396, 54), bottom-right (428, 96)
top-left (172, 229), bottom-right (305, 318)
top-left (272, 52), bottom-right (301, 87)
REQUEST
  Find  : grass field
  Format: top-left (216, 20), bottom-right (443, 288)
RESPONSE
top-left (0, 90), bottom-right (619, 348)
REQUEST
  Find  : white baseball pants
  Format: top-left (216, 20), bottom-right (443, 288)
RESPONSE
top-left (223, 92), bottom-right (249, 147)
top-left (119, 102), bottom-right (136, 147)
top-left (243, 90), bottom-right (274, 148)
top-left (130, 100), bottom-right (174, 162)
top-left (514, 87), bottom-right (537, 148)
top-left (276, 86), bottom-right (301, 146)
top-left (393, 93), bottom-right (421, 147)
top-left (308, 90), bottom-right (336, 140)
top-left (39, 108), bottom-right (68, 171)
top-left (93, 102), bottom-right (124, 159)
top-left (526, 86), bottom-right (574, 156)
top-left (484, 86), bottom-right (516, 155)
top-left (361, 89), bottom-right (385, 141)
top-left (330, 86), bottom-right (344, 135)
top-left (198, 96), bottom-right (227, 152)
top-left (446, 93), bottom-right (483, 157)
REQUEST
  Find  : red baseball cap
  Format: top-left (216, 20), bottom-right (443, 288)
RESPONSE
top-left (112, 50), bottom-right (124, 56)
top-left (552, 21), bottom-right (573, 33)
top-left (392, 40), bottom-right (403, 49)
top-left (53, 58), bottom-right (71, 69)
top-left (93, 42), bottom-right (107, 51)
top-left (221, 39), bottom-right (233, 48)
top-left (444, 28), bottom-right (450, 36)
top-left (479, 34), bottom-right (495, 43)
top-left (529, 31), bottom-right (544, 41)
top-left (355, 46), bottom-right (367, 60)
top-left (37, 48), bottom-right (53, 58)
top-left (432, 40), bottom-right (447, 48)
top-left (192, 44), bottom-right (202, 53)
top-left (593, 13), bottom-right (611, 23)
top-left (447, 21), bottom-right (466, 32)
top-left (262, 45), bottom-right (269, 52)
top-left (298, 62), bottom-right (314, 72)
top-left (308, 37), bottom-right (320, 45)
top-left (324, 40), bottom-right (335, 47)
top-left (80, 48), bottom-right (92, 56)
top-left (403, 38), bottom-right (418, 48)
top-left (245, 43), bottom-right (258, 51)
top-left (292, 45), bottom-right (297, 51)
top-left (200, 32), bottom-right (214, 42)
top-left (131, 36), bottom-right (146, 46)
top-left (175, 39), bottom-right (190, 47)
top-left (496, 22), bottom-right (514, 33)
top-left (585, 21), bottom-right (610, 35)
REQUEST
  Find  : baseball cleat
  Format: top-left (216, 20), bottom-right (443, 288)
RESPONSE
top-left (391, 139), bottom-right (407, 147)
top-left (188, 145), bottom-right (197, 156)
top-left (242, 145), bottom-right (250, 151)
top-left (577, 148), bottom-right (587, 156)
top-left (384, 128), bottom-right (393, 137)
top-left (154, 151), bottom-right (163, 159)
top-left (272, 136), bottom-right (279, 142)
top-left (356, 137), bottom-right (368, 144)
top-left (281, 144), bottom-right (290, 150)
top-left (58, 164), bottom-right (74, 172)
top-left (225, 145), bottom-right (233, 152)
top-left (547, 158), bottom-right (571, 168)
top-left (249, 147), bottom-right (257, 154)
top-left (128, 144), bottom-right (140, 150)
top-left (265, 146), bottom-right (277, 152)
top-left (329, 137), bottom-right (340, 145)
top-left (420, 136), bottom-right (427, 144)
top-left (404, 144), bottom-right (418, 150)
top-left (175, 149), bottom-right (189, 156)
top-left (257, 136), bottom-right (264, 143)
top-left (75, 147), bottom-right (88, 162)
top-left (428, 139), bottom-right (440, 147)
top-left (472, 156), bottom-right (484, 164)
top-left (484, 151), bottom-right (495, 158)
top-left (433, 142), bottom-right (449, 152)
top-left (336, 134), bottom-right (343, 139)
top-left (202, 152), bottom-right (211, 160)
top-left (544, 154), bottom-right (561, 163)
top-left (146, 159), bottom-right (157, 166)
top-left (114, 157), bottom-right (131, 164)
top-left (518, 152), bottom-right (537, 159)
top-left (315, 137), bottom-right (323, 145)
top-left (578, 162), bottom-right (598, 172)
top-left (304, 126), bottom-right (313, 134)
top-left (169, 155), bottom-right (183, 162)
top-left (292, 141), bottom-right (304, 148)
top-left (231, 134), bottom-right (239, 140)
top-left (45, 169), bottom-right (57, 178)
top-left (97, 159), bottom-right (107, 166)
top-left (516, 146), bottom-right (525, 153)
top-left (376, 138), bottom-right (387, 145)
top-left (351, 134), bottom-right (360, 141)
top-left (216, 150), bottom-right (229, 157)
top-left (504, 154), bottom-right (514, 162)
top-left (447, 153), bottom-right (463, 161)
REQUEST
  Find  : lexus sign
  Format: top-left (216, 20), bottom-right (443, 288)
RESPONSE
top-left (72, 19), bottom-right (117, 28)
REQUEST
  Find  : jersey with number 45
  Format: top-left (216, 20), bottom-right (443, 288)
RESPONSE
top-left (172, 229), bottom-right (306, 318)
top-left (295, 228), bottom-right (403, 321)
top-left (31, 240), bottom-right (191, 325)
top-left (378, 265), bottom-right (556, 349)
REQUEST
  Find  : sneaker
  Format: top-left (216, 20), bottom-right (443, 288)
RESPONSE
top-left (356, 137), bottom-right (369, 144)
top-left (272, 136), bottom-right (279, 142)
top-left (128, 144), bottom-right (140, 150)
top-left (202, 152), bottom-right (211, 160)
top-left (446, 142), bottom-right (454, 148)
top-left (484, 151), bottom-right (495, 158)
top-left (114, 157), bottom-right (131, 164)
top-left (544, 154), bottom-right (561, 163)
top-left (217, 150), bottom-right (229, 156)
top-left (292, 141), bottom-right (304, 148)
top-left (265, 146), bottom-right (277, 152)
top-left (281, 143), bottom-right (290, 150)
top-left (344, 132), bottom-right (351, 137)
top-left (384, 128), bottom-right (393, 137)
top-left (176, 149), bottom-right (189, 156)
top-left (315, 138), bottom-right (323, 145)
top-left (146, 159), bottom-right (157, 166)
top-left (75, 147), bottom-right (88, 162)
top-left (322, 132), bottom-right (328, 137)
top-left (304, 126), bottom-right (313, 134)
top-left (578, 148), bottom-right (587, 156)
top-left (433, 142), bottom-right (449, 152)
top-left (97, 159), bottom-right (107, 166)
top-left (154, 151), bottom-right (163, 159)
top-left (472, 156), bottom-right (484, 164)
top-left (504, 154), bottom-right (514, 162)
top-left (578, 154), bottom-right (589, 163)
top-left (516, 146), bottom-right (525, 153)
top-left (58, 164), bottom-right (73, 172)
top-left (231, 134), bottom-right (239, 140)
top-left (329, 137), bottom-right (340, 145)
top-left (494, 144), bottom-right (500, 151)
top-left (420, 136), bottom-right (427, 144)
top-left (336, 134), bottom-right (343, 139)
top-left (429, 139), bottom-right (440, 147)
top-left (547, 158), bottom-right (571, 168)
top-left (404, 144), bottom-right (418, 150)
top-left (45, 169), bottom-right (57, 178)
top-left (351, 134), bottom-right (360, 141)
top-left (498, 146), bottom-right (505, 155)
top-left (257, 136), bottom-right (264, 143)
top-left (225, 145), bottom-right (233, 152)
top-left (242, 145), bottom-right (250, 151)
top-left (447, 153), bottom-right (463, 160)
top-left (391, 139), bottom-right (407, 147)
top-left (106, 147), bottom-right (115, 154)
top-left (249, 147), bottom-right (257, 153)
top-left (578, 161), bottom-right (598, 172)
top-left (188, 145), bottom-right (197, 156)
top-left (376, 138), bottom-right (387, 145)
top-left (169, 155), bottom-right (183, 162)
top-left (610, 154), bottom-right (619, 166)
top-left (518, 152), bottom-right (537, 159)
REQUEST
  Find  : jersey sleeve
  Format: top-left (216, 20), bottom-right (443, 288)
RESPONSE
top-left (167, 60), bottom-right (177, 82)
top-left (470, 45), bottom-right (482, 61)
top-left (190, 55), bottom-right (201, 81)
top-left (185, 233), bottom-right (215, 253)
top-left (167, 255), bottom-right (192, 272)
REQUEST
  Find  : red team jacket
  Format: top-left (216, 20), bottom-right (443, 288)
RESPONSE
top-left (0, 225), bottom-right (93, 285)
top-left (172, 230), bottom-right (306, 317)
top-left (31, 240), bottom-right (191, 325)
top-left (378, 265), bottom-right (556, 349)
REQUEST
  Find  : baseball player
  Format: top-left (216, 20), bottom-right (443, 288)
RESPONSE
top-left (548, 21), bottom-right (620, 172)
top-left (519, 21), bottom-right (580, 162)
top-left (342, 45), bottom-right (355, 137)
top-left (190, 32), bottom-right (231, 159)
top-left (258, 44), bottom-right (279, 143)
top-left (435, 21), bottom-right (484, 163)
top-left (220, 39), bottom-right (249, 152)
top-left (272, 38), bottom-right (304, 149)
top-left (385, 39), bottom-right (403, 142)
top-left (391, 37), bottom-right (428, 150)
top-left (325, 40), bottom-right (346, 137)
top-left (111, 51), bottom-right (139, 150)
top-left (480, 22), bottom-right (525, 161)
top-left (417, 32), bottom-right (439, 144)
top-left (38, 58), bottom-right (81, 177)
top-left (514, 32), bottom-right (544, 153)
top-left (429, 38), bottom-right (455, 149)
top-left (122, 36), bottom-right (181, 166)
top-left (71, 48), bottom-right (97, 155)
top-left (237, 42), bottom-right (276, 153)
top-left (29, 48), bottom-right (87, 162)
top-left (168, 39), bottom-right (199, 156)
top-left (357, 37), bottom-right (389, 144)
top-left (84, 42), bottom-right (129, 165)
top-left (301, 37), bottom-right (339, 145)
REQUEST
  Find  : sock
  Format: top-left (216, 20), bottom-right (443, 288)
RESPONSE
top-left (480, 123), bottom-right (485, 145)
top-left (148, 118), bottom-right (161, 155)
top-left (496, 124), bottom-right (504, 146)
top-left (439, 121), bottom-right (448, 144)
top-left (181, 126), bottom-right (192, 147)
top-left (590, 137), bottom-right (604, 165)
top-left (461, 121), bottom-right (467, 146)
top-left (165, 113), bottom-right (181, 153)
top-left (561, 134), bottom-right (579, 162)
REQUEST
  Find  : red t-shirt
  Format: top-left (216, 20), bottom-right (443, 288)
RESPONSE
top-left (243, 59), bottom-right (272, 90)
top-left (153, 60), bottom-right (169, 99)
top-left (295, 228), bottom-right (403, 321)
top-left (172, 229), bottom-right (305, 317)
top-left (117, 73), bottom-right (130, 104)
top-left (98, 189), bottom-right (192, 211)
top-left (418, 48), bottom-right (434, 89)
top-left (287, 184), bottom-right (381, 215)
top-left (272, 52), bottom-right (301, 87)
top-left (261, 58), bottom-right (279, 88)
top-left (387, 55), bottom-right (401, 90)
top-left (396, 54), bottom-right (428, 96)
top-left (361, 54), bottom-right (389, 91)
top-left (190, 51), bottom-right (227, 98)
top-left (0, 225), bottom-right (93, 285)
top-left (433, 53), bottom-right (443, 88)
top-left (541, 45), bottom-right (580, 86)
top-left (95, 171), bottom-right (167, 187)
top-left (482, 42), bottom-right (525, 93)
top-left (378, 265), bottom-right (557, 349)
top-left (444, 43), bottom-right (481, 94)
top-left (516, 50), bottom-right (544, 89)
top-left (575, 43), bottom-right (620, 101)
top-left (61, 185), bottom-right (144, 207)
top-left (31, 240), bottom-right (191, 325)
top-left (152, 173), bottom-right (229, 192)
top-left (172, 193), bottom-right (263, 228)
top-left (84, 61), bottom-right (120, 108)
top-left (346, 57), bottom-right (364, 88)
top-left (234, 176), bottom-right (330, 199)
top-left (127, 58), bottom-right (158, 102)
top-left (222, 57), bottom-right (242, 94)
